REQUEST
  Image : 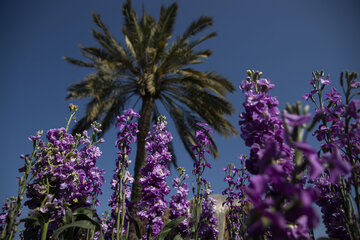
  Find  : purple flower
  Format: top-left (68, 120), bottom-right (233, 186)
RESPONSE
top-left (302, 89), bottom-right (318, 101)
top-left (239, 76), bottom-right (293, 176)
top-left (239, 71), bottom-right (322, 239)
top-left (222, 159), bottom-right (250, 239)
top-left (169, 168), bottom-right (190, 237)
top-left (107, 109), bottom-right (139, 238)
top-left (198, 195), bottom-right (219, 239)
top-left (283, 112), bottom-right (312, 126)
top-left (257, 78), bottom-right (275, 92)
top-left (196, 122), bottom-right (214, 133)
top-left (304, 71), bottom-right (359, 239)
top-left (322, 147), bottom-right (351, 184)
top-left (137, 116), bottom-right (172, 239)
top-left (325, 87), bottom-right (342, 103)
top-left (346, 99), bottom-right (360, 119)
top-left (191, 123), bottom-right (218, 239)
top-left (350, 79), bottom-right (360, 88)
top-left (245, 175), bottom-right (268, 207)
top-left (320, 78), bottom-right (332, 85)
top-left (0, 197), bottom-right (20, 235)
top-left (23, 123), bottom-right (105, 237)
top-left (293, 141), bottom-right (323, 179)
top-left (314, 176), bottom-right (350, 239)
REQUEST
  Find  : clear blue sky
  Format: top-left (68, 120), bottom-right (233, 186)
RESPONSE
top-left (1, 0), bottom-right (360, 238)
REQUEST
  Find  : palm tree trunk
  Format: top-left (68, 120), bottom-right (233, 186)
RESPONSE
top-left (129, 95), bottom-right (154, 239)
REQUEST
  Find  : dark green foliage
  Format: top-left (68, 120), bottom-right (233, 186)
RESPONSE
top-left (51, 208), bottom-right (103, 240)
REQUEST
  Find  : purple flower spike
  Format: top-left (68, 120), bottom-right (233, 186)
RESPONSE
top-left (107, 109), bottom-right (140, 238)
top-left (138, 116), bottom-right (173, 239)
top-left (169, 168), bottom-right (190, 237)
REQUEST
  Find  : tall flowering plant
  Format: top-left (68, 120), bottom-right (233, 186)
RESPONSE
top-left (137, 116), bottom-right (173, 239)
top-left (222, 156), bottom-right (250, 240)
top-left (303, 71), bottom-right (359, 239)
top-left (21, 104), bottom-right (105, 239)
top-left (169, 167), bottom-right (190, 238)
top-left (106, 109), bottom-right (140, 240)
top-left (0, 128), bottom-right (43, 240)
top-left (239, 71), bottom-right (321, 239)
top-left (191, 123), bottom-right (218, 240)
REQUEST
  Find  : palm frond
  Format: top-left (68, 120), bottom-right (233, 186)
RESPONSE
top-left (171, 70), bottom-right (235, 96)
top-left (62, 56), bottom-right (94, 68)
top-left (99, 96), bottom-right (126, 136)
top-left (161, 95), bottom-right (218, 160)
top-left (182, 16), bottom-right (213, 39)
top-left (189, 32), bottom-right (217, 49)
top-left (122, 0), bottom-right (144, 66)
top-left (66, 72), bottom-right (112, 99)
top-left (157, 3), bottom-right (178, 40)
top-left (163, 86), bottom-right (236, 137)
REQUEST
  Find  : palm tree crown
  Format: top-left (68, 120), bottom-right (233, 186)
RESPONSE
top-left (65, 0), bottom-right (236, 212)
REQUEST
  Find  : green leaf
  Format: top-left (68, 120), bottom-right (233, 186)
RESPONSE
top-left (173, 234), bottom-right (184, 240)
top-left (195, 204), bottom-right (201, 223)
top-left (153, 216), bottom-right (185, 240)
top-left (52, 220), bottom-right (95, 239)
top-left (20, 211), bottom-right (48, 226)
top-left (64, 209), bottom-right (74, 224)
top-left (72, 207), bottom-right (95, 219)
top-left (20, 216), bottom-right (41, 226)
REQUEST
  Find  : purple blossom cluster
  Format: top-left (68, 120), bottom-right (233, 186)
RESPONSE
top-left (198, 191), bottom-right (218, 239)
top-left (222, 156), bottom-right (250, 239)
top-left (0, 197), bottom-right (19, 237)
top-left (306, 74), bottom-right (357, 180)
top-left (239, 71), bottom-right (320, 239)
top-left (314, 176), bottom-right (349, 239)
top-left (303, 71), bottom-right (360, 239)
top-left (169, 167), bottom-right (190, 237)
top-left (138, 116), bottom-right (173, 239)
top-left (192, 123), bottom-right (214, 183)
top-left (23, 123), bottom-right (105, 236)
top-left (0, 133), bottom-right (41, 240)
top-left (106, 109), bottom-right (139, 239)
top-left (192, 123), bottom-right (219, 240)
top-left (239, 72), bottom-right (294, 176)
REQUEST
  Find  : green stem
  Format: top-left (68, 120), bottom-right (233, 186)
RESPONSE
top-left (40, 221), bottom-right (50, 240)
top-left (194, 151), bottom-right (205, 240)
top-left (116, 174), bottom-right (123, 240)
top-left (117, 150), bottom-right (127, 240)
top-left (65, 110), bottom-right (76, 132)
top-left (120, 187), bottom-right (127, 239)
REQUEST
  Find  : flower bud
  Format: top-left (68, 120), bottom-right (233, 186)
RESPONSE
top-left (246, 69), bottom-right (252, 77)
top-left (304, 104), bottom-right (310, 114)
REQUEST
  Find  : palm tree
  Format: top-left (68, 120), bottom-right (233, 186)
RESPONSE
top-left (65, 0), bottom-right (236, 216)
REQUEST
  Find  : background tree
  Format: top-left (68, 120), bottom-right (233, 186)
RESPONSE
top-left (64, 0), bottom-right (236, 225)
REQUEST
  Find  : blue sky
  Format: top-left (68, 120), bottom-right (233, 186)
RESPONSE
top-left (1, 0), bottom-right (360, 238)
